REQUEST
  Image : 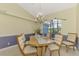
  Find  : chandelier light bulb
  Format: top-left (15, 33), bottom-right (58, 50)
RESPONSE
top-left (36, 12), bottom-right (43, 17)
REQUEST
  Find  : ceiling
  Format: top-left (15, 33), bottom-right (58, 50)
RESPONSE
top-left (18, 3), bottom-right (76, 17)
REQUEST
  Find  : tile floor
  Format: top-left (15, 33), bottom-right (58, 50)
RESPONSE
top-left (0, 45), bottom-right (79, 56)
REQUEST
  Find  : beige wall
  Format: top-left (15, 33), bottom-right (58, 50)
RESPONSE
top-left (77, 4), bottom-right (79, 36)
top-left (0, 3), bottom-right (78, 36)
top-left (46, 6), bottom-right (77, 34)
top-left (0, 3), bottom-right (39, 35)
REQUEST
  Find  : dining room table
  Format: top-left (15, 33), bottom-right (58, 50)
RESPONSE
top-left (27, 36), bottom-right (54, 56)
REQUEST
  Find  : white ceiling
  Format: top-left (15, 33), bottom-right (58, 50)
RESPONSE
top-left (18, 3), bottom-right (76, 17)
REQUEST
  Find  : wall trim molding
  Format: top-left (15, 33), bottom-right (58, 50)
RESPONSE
top-left (0, 33), bottom-right (32, 37)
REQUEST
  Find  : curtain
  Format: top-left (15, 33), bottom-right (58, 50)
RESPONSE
top-left (43, 23), bottom-right (49, 36)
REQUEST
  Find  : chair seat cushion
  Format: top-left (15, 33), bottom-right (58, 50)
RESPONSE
top-left (23, 46), bottom-right (37, 54)
top-left (48, 44), bottom-right (59, 50)
top-left (63, 41), bottom-right (74, 45)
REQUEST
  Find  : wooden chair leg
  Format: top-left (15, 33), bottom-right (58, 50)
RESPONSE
top-left (58, 50), bottom-right (60, 56)
top-left (50, 51), bottom-right (52, 56)
top-left (73, 46), bottom-right (75, 51)
top-left (36, 53), bottom-right (38, 56)
top-left (66, 45), bottom-right (68, 52)
top-left (45, 46), bottom-right (48, 52)
top-left (76, 45), bottom-right (78, 50)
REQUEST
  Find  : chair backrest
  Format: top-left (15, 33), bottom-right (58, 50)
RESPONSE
top-left (67, 33), bottom-right (77, 43)
top-left (16, 33), bottom-right (25, 53)
top-left (55, 34), bottom-right (63, 46)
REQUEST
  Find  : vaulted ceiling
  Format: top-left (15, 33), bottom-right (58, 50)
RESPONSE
top-left (18, 3), bottom-right (76, 17)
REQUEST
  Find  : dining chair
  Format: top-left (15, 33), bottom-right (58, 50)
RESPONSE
top-left (48, 34), bottom-right (63, 56)
top-left (62, 33), bottom-right (77, 51)
top-left (16, 33), bottom-right (37, 56)
top-left (42, 33), bottom-right (52, 53)
top-left (43, 33), bottom-right (57, 53)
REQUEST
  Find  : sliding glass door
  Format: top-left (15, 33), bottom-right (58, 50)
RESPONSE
top-left (42, 19), bottom-right (62, 37)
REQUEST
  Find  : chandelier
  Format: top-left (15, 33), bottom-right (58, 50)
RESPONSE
top-left (34, 4), bottom-right (48, 23)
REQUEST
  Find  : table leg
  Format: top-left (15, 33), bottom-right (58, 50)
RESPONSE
top-left (42, 46), bottom-right (46, 56)
top-left (37, 46), bottom-right (42, 56)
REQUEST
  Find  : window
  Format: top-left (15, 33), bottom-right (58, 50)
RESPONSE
top-left (44, 19), bottom-right (62, 33)
top-left (43, 19), bottom-right (62, 34)
top-left (50, 19), bottom-right (62, 34)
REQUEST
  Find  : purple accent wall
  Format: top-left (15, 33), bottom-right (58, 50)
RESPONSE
top-left (0, 35), bottom-right (17, 49)
top-left (0, 33), bottom-right (78, 49)
top-left (0, 33), bottom-right (34, 49)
